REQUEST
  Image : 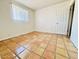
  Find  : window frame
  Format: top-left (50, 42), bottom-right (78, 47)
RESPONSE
top-left (11, 4), bottom-right (30, 22)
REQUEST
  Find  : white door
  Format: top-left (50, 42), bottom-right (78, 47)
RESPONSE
top-left (51, 7), bottom-right (68, 35)
top-left (56, 7), bottom-right (68, 35)
top-left (36, 5), bottom-right (68, 35)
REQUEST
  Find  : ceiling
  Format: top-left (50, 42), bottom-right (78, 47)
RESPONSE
top-left (15, 0), bottom-right (68, 10)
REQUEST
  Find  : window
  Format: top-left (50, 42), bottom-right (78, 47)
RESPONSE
top-left (12, 4), bottom-right (29, 22)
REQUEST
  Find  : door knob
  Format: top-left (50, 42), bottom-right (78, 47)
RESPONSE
top-left (56, 23), bottom-right (59, 24)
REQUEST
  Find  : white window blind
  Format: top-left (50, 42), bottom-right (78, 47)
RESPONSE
top-left (12, 4), bottom-right (29, 21)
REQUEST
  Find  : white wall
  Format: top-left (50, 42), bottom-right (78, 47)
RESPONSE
top-left (35, 1), bottom-right (69, 35)
top-left (70, 0), bottom-right (78, 48)
top-left (0, 0), bottom-right (35, 41)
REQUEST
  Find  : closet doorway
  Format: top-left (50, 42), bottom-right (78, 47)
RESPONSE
top-left (67, 2), bottom-right (75, 37)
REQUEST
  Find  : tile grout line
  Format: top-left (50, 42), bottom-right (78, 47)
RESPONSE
top-left (24, 47), bottom-right (42, 57)
top-left (18, 34), bottom-right (48, 58)
top-left (64, 35), bottom-right (78, 50)
top-left (62, 35), bottom-right (71, 59)
top-left (23, 35), bottom-right (50, 59)
top-left (40, 35), bottom-right (52, 59)
top-left (0, 32), bottom-right (50, 59)
top-left (15, 34), bottom-right (41, 47)
top-left (18, 34), bottom-right (44, 58)
top-left (1, 32), bottom-right (76, 59)
top-left (2, 42), bottom-right (21, 59)
top-left (69, 39), bottom-right (78, 50)
top-left (54, 34), bottom-right (58, 59)
top-left (2, 34), bottom-right (39, 59)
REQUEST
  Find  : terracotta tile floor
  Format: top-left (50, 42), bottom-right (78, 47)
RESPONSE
top-left (0, 32), bottom-right (78, 59)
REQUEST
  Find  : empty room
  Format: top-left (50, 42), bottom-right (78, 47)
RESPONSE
top-left (0, 0), bottom-right (78, 59)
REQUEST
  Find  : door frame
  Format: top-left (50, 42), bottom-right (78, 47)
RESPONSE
top-left (67, 2), bottom-right (75, 38)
